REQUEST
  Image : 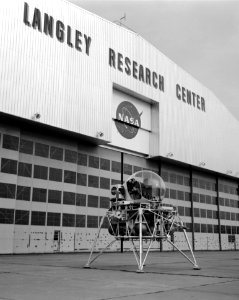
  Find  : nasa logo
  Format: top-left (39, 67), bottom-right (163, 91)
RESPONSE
top-left (115, 101), bottom-right (142, 139)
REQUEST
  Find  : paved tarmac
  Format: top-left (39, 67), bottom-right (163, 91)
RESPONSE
top-left (0, 250), bottom-right (238, 300)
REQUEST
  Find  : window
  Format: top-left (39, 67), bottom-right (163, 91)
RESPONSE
top-left (211, 196), bottom-right (217, 205)
top-left (194, 208), bottom-right (200, 217)
top-left (64, 170), bottom-right (76, 184)
top-left (177, 206), bottom-right (184, 216)
top-left (0, 182), bottom-right (16, 198)
top-left (207, 224), bottom-right (213, 233)
top-left (161, 171), bottom-right (168, 182)
top-left (214, 224), bottom-right (219, 233)
top-left (124, 164), bottom-right (132, 175)
top-left (89, 156), bottom-right (99, 169)
top-left (49, 168), bottom-right (62, 182)
top-left (206, 195), bottom-right (211, 204)
top-left (62, 213), bottom-right (75, 227)
top-left (1, 158), bottom-right (18, 174)
top-left (77, 173), bottom-right (87, 186)
top-left (184, 192), bottom-right (190, 201)
top-left (200, 209), bottom-right (206, 218)
top-left (19, 139), bottom-right (33, 154)
top-left (18, 162), bottom-right (32, 177)
top-left (220, 225), bottom-right (226, 234)
top-left (88, 195), bottom-right (98, 208)
top-left (63, 192), bottom-right (75, 205)
top-left (35, 143), bottom-right (49, 158)
top-left (213, 210), bottom-right (218, 219)
top-left (50, 146), bottom-right (63, 160)
top-left (219, 198), bottom-right (224, 206)
top-left (16, 186), bottom-right (31, 201)
top-left (15, 210), bottom-right (29, 225)
top-left (47, 212), bottom-right (61, 226)
top-left (100, 158), bottom-right (110, 171)
top-left (176, 175), bottom-right (183, 185)
top-left (88, 175), bottom-right (99, 188)
top-left (225, 198), bottom-right (230, 207)
top-left (169, 173), bottom-right (177, 184)
top-left (170, 189), bottom-right (176, 199)
top-left (185, 207), bottom-right (191, 217)
top-left (77, 153), bottom-right (87, 166)
top-left (87, 215), bottom-right (98, 228)
top-left (199, 179), bottom-right (206, 189)
top-left (100, 177), bottom-right (110, 190)
top-left (192, 193), bottom-right (199, 202)
top-left (192, 178), bottom-right (198, 187)
top-left (111, 179), bottom-right (121, 185)
top-left (177, 190), bottom-right (184, 200)
top-left (65, 149), bottom-right (77, 163)
top-left (207, 210), bottom-right (212, 219)
top-left (76, 194), bottom-right (86, 206)
top-left (101, 216), bottom-right (109, 229)
top-left (112, 161), bottom-right (121, 173)
top-left (199, 194), bottom-right (206, 203)
top-left (0, 208), bottom-right (14, 224)
top-left (133, 166), bottom-right (142, 173)
top-left (76, 214), bottom-right (86, 227)
top-left (194, 223), bottom-right (200, 232)
top-left (31, 211), bottom-right (46, 226)
top-left (48, 190), bottom-right (61, 204)
top-left (2, 134), bottom-right (19, 151)
top-left (32, 188), bottom-right (47, 202)
top-left (226, 225), bottom-right (232, 235)
top-left (225, 212), bottom-right (231, 220)
top-left (100, 196), bottom-right (109, 209)
top-left (220, 211), bottom-right (225, 220)
top-left (34, 165), bottom-right (48, 180)
top-left (201, 224), bottom-right (207, 233)
top-left (184, 177), bottom-right (190, 186)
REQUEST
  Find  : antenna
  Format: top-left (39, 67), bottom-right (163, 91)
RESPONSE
top-left (113, 13), bottom-right (136, 33)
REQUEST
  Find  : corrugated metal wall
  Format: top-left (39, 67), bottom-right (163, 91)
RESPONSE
top-left (1, 0), bottom-right (239, 176)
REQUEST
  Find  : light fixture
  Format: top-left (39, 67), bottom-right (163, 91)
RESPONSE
top-left (166, 152), bottom-right (173, 158)
top-left (31, 113), bottom-right (41, 120)
top-left (96, 131), bottom-right (104, 138)
top-left (199, 162), bottom-right (205, 167)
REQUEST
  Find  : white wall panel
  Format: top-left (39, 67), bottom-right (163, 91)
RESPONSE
top-left (1, 0), bottom-right (239, 175)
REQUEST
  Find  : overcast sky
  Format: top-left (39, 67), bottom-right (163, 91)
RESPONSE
top-left (69, 0), bottom-right (239, 121)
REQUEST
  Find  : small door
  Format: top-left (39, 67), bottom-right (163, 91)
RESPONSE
top-left (53, 230), bottom-right (61, 252)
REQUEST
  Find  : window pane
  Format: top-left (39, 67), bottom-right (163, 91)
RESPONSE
top-left (18, 162), bottom-right (32, 177)
top-left (88, 175), bottom-right (99, 188)
top-left (176, 175), bottom-right (183, 185)
top-left (0, 208), bottom-right (14, 224)
top-left (49, 168), bottom-right (62, 182)
top-left (48, 190), bottom-right (61, 204)
top-left (112, 161), bottom-right (121, 173)
top-left (65, 149), bottom-right (77, 163)
top-left (1, 158), bottom-right (17, 174)
top-left (0, 182), bottom-right (16, 199)
top-left (47, 212), bottom-right (61, 226)
top-left (62, 213), bottom-right (75, 227)
top-left (77, 173), bottom-right (87, 186)
top-left (88, 195), bottom-right (98, 208)
top-left (89, 156), bottom-right (99, 168)
top-left (19, 139), bottom-right (33, 154)
top-left (100, 158), bottom-right (110, 171)
top-left (64, 170), bottom-right (76, 184)
top-left (2, 134), bottom-right (19, 151)
top-left (76, 214), bottom-right (85, 227)
top-left (63, 192), bottom-right (75, 205)
top-left (31, 211), bottom-right (46, 226)
top-left (100, 197), bottom-right (109, 209)
top-left (185, 207), bottom-right (191, 217)
top-left (124, 164), bottom-right (132, 175)
top-left (34, 165), bottom-right (48, 180)
top-left (77, 153), bottom-right (87, 166)
top-left (16, 186), bottom-right (31, 201)
top-left (32, 188), bottom-right (47, 202)
top-left (15, 210), bottom-right (29, 225)
top-left (133, 166), bottom-right (142, 173)
top-left (76, 194), bottom-right (86, 206)
top-left (100, 177), bottom-right (110, 190)
top-left (87, 215), bottom-right (98, 228)
top-left (35, 143), bottom-right (49, 158)
top-left (50, 146), bottom-right (63, 161)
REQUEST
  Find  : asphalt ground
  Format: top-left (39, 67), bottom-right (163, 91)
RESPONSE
top-left (0, 250), bottom-right (238, 300)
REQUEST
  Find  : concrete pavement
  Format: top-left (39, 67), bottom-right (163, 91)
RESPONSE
top-left (0, 251), bottom-right (238, 300)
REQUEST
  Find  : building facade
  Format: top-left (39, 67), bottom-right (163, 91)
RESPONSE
top-left (0, 0), bottom-right (238, 254)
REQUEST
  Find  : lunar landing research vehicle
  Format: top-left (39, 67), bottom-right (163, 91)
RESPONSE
top-left (85, 170), bottom-right (200, 272)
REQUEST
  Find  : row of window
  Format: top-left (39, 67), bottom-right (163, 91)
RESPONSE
top-left (0, 183), bottom-right (110, 207)
top-left (162, 170), bottom-right (238, 195)
top-left (185, 222), bottom-right (239, 234)
top-left (0, 134), bottom-right (142, 175)
top-left (166, 189), bottom-right (239, 208)
top-left (0, 208), bottom-right (107, 228)
top-left (177, 206), bottom-right (239, 221)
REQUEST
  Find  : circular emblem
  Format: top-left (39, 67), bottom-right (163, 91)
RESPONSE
top-left (115, 101), bottom-right (142, 139)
